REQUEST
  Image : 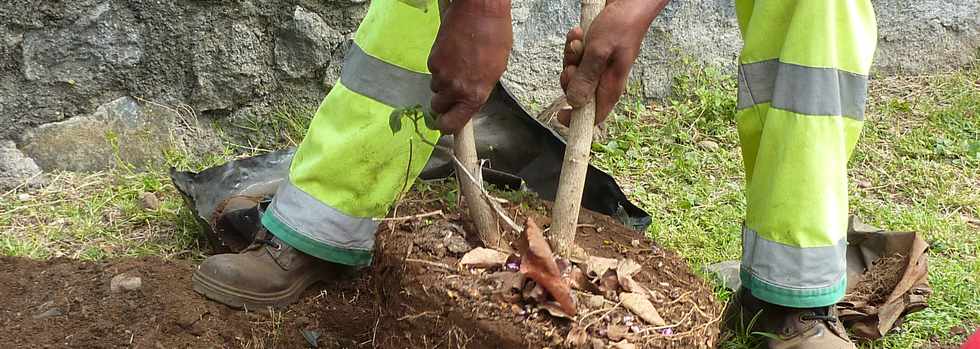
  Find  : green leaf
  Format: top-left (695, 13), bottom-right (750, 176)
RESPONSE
top-left (389, 108), bottom-right (406, 134)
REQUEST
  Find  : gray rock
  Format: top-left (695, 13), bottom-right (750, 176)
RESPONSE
top-left (20, 2), bottom-right (143, 83)
top-left (874, 0), bottom-right (980, 74)
top-left (706, 260), bottom-right (741, 291)
top-left (190, 20), bottom-right (274, 112)
top-left (20, 97), bottom-right (179, 172)
top-left (276, 6), bottom-right (343, 79)
top-left (0, 140), bottom-right (45, 189)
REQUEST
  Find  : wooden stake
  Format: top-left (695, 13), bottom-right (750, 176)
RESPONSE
top-left (436, 0), bottom-right (502, 249)
top-left (454, 121), bottom-right (503, 248)
top-left (550, 0), bottom-right (605, 256)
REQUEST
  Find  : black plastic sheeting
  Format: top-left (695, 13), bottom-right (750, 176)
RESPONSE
top-left (171, 83), bottom-right (651, 237)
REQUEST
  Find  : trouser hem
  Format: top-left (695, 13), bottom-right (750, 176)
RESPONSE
top-left (262, 213), bottom-right (374, 267)
top-left (739, 269), bottom-right (845, 308)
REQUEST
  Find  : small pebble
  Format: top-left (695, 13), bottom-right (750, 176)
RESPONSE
top-left (697, 140), bottom-right (720, 151)
top-left (110, 273), bottom-right (142, 293)
top-left (17, 193), bottom-right (32, 201)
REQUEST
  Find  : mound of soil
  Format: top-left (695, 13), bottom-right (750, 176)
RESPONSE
top-left (0, 194), bottom-right (720, 348)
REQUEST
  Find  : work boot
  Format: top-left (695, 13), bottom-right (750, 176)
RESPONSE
top-left (724, 288), bottom-right (855, 349)
top-left (193, 229), bottom-right (337, 309)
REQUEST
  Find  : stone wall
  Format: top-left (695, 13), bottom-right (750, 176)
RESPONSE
top-left (0, 0), bottom-right (977, 182)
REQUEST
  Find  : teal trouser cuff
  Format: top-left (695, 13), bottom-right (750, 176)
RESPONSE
top-left (740, 269), bottom-right (846, 308)
top-left (262, 212), bottom-right (374, 267)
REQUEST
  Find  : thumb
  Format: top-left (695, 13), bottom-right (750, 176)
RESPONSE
top-left (438, 102), bottom-right (481, 134)
top-left (565, 44), bottom-right (611, 108)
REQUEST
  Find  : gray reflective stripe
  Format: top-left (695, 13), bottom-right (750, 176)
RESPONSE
top-left (340, 43), bottom-right (433, 108)
top-left (737, 60), bottom-right (868, 120)
top-left (740, 226), bottom-right (846, 290)
top-left (267, 180), bottom-right (378, 251)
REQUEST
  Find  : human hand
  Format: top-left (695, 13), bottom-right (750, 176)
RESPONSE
top-left (428, 0), bottom-right (513, 133)
top-left (559, 0), bottom-right (669, 125)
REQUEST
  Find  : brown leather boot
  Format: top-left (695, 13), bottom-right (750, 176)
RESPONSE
top-left (724, 288), bottom-right (855, 349)
top-left (192, 230), bottom-right (337, 309)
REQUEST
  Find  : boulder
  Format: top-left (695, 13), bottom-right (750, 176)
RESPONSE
top-left (20, 97), bottom-right (179, 171)
top-left (276, 6), bottom-right (344, 79)
top-left (0, 140), bottom-right (45, 189)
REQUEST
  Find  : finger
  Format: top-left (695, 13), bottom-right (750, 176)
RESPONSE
top-left (594, 57), bottom-right (631, 125)
top-left (430, 91), bottom-right (456, 115)
top-left (563, 39), bottom-right (584, 67)
top-left (564, 27), bottom-right (583, 48)
top-left (438, 102), bottom-right (481, 134)
top-left (565, 43), bottom-right (611, 108)
top-left (557, 108), bottom-right (571, 127)
top-left (560, 65), bottom-right (577, 92)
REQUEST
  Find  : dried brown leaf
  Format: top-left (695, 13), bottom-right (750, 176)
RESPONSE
top-left (569, 266), bottom-right (601, 294)
top-left (585, 256), bottom-right (618, 279)
top-left (518, 219), bottom-right (576, 316)
top-left (600, 270), bottom-right (620, 297)
top-left (523, 281), bottom-right (548, 304)
top-left (459, 247), bottom-right (508, 268)
top-left (620, 292), bottom-right (666, 326)
top-left (541, 301), bottom-right (574, 319)
top-left (611, 339), bottom-right (636, 349)
top-left (616, 259), bottom-right (641, 277)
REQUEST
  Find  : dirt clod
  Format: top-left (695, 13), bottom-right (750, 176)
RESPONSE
top-left (140, 192), bottom-right (161, 210)
top-left (849, 253), bottom-right (908, 306)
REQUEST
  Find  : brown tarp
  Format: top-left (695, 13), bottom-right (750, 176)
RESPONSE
top-left (839, 216), bottom-right (932, 340)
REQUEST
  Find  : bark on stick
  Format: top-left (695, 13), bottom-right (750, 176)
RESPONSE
top-left (550, 0), bottom-right (605, 256)
top-left (454, 121), bottom-right (502, 248)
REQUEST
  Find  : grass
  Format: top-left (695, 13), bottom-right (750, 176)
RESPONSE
top-left (592, 61), bottom-right (979, 348)
top-left (1, 59), bottom-right (977, 348)
top-left (0, 101), bottom-right (315, 261)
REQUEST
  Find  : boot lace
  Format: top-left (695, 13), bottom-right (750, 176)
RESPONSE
top-left (254, 237), bottom-right (282, 250)
top-left (242, 228), bottom-right (281, 251)
top-left (801, 312), bottom-right (838, 323)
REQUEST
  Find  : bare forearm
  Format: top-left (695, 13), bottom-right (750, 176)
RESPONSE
top-left (448, 0), bottom-right (511, 17)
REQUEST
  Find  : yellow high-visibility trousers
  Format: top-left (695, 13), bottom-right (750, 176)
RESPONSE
top-left (735, 0), bottom-right (877, 307)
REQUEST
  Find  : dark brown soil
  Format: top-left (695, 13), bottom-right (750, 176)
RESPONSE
top-left (847, 253), bottom-right (908, 306)
top-left (0, 192), bottom-right (720, 348)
